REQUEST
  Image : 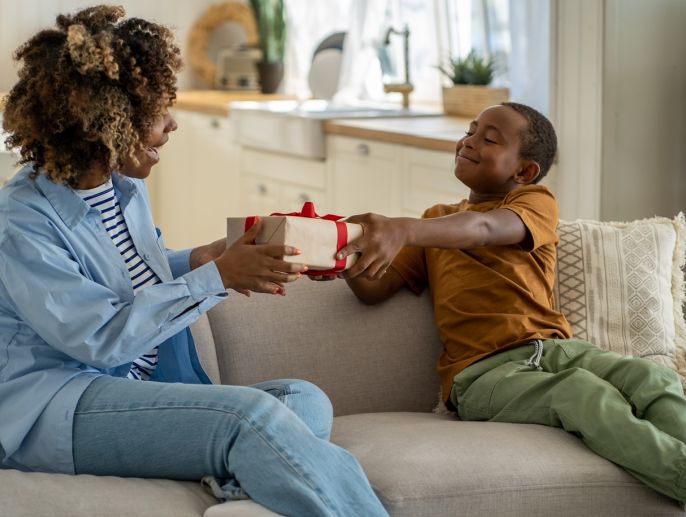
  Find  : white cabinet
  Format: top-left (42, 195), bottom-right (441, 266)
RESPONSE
top-left (328, 135), bottom-right (467, 218)
top-left (148, 109), bottom-right (239, 249)
top-left (0, 114), bottom-right (19, 186)
top-left (328, 136), bottom-right (402, 217)
top-left (401, 146), bottom-right (470, 217)
top-left (239, 147), bottom-right (330, 216)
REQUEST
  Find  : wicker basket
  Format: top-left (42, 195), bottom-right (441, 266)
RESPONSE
top-left (442, 85), bottom-right (510, 118)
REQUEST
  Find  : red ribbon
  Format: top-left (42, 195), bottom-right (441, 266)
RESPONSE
top-left (244, 202), bottom-right (348, 276)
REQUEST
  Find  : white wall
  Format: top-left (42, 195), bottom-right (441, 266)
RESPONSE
top-left (552, 0), bottom-right (686, 221)
top-left (0, 0), bottom-right (250, 91)
top-left (601, 0), bottom-right (686, 221)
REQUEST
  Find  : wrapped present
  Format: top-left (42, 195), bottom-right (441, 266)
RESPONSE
top-left (226, 202), bottom-right (363, 275)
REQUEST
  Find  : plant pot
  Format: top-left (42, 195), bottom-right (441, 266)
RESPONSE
top-left (256, 61), bottom-right (284, 94)
top-left (442, 85), bottom-right (510, 118)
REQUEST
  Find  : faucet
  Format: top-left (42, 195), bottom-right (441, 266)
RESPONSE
top-left (382, 25), bottom-right (413, 109)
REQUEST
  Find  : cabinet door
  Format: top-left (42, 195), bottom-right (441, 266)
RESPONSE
top-left (402, 147), bottom-right (470, 217)
top-left (240, 147), bottom-right (330, 214)
top-left (329, 136), bottom-right (402, 216)
top-left (241, 173), bottom-right (282, 216)
top-left (281, 184), bottom-right (328, 213)
top-left (150, 110), bottom-right (238, 249)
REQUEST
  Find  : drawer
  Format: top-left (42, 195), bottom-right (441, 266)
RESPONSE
top-left (328, 135), bottom-right (397, 160)
top-left (241, 174), bottom-right (281, 215)
top-left (403, 149), bottom-right (469, 214)
top-left (281, 184), bottom-right (329, 213)
top-left (241, 148), bottom-right (327, 189)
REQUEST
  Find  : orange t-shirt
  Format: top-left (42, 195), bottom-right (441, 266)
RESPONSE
top-left (391, 185), bottom-right (573, 401)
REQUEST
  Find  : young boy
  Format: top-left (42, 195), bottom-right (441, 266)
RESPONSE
top-left (336, 102), bottom-right (686, 505)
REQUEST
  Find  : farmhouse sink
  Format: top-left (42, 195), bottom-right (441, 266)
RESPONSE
top-left (231, 100), bottom-right (440, 160)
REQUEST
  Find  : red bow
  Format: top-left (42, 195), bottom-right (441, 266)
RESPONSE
top-left (244, 202), bottom-right (348, 276)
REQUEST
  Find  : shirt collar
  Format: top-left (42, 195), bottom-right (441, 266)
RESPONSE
top-left (33, 169), bottom-right (139, 229)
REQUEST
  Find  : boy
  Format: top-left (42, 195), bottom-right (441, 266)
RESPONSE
top-left (335, 102), bottom-right (686, 505)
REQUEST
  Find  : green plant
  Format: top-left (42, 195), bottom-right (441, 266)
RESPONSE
top-left (249, 0), bottom-right (286, 64)
top-left (439, 50), bottom-right (495, 86)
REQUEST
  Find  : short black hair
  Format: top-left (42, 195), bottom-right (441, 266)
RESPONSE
top-left (501, 102), bottom-right (557, 183)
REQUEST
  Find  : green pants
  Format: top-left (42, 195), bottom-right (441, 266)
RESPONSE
top-left (450, 339), bottom-right (686, 503)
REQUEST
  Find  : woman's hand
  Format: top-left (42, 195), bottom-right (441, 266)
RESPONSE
top-left (336, 213), bottom-right (410, 280)
top-left (214, 218), bottom-right (307, 296)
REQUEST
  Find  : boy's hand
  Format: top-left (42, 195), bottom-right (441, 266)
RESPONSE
top-left (336, 213), bottom-right (409, 280)
top-left (214, 218), bottom-right (307, 296)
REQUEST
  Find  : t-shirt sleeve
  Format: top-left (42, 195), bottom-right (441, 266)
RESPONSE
top-left (389, 206), bottom-right (433, 295)
top-left (501, 186), bottom-right (560, 251)
top-left (390, 245), bottom-right (427, 295)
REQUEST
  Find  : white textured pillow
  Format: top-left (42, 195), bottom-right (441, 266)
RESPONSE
top-left (555, 214), bottom-right (686, 385)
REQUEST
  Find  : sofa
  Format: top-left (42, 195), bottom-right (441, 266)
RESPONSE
top-left (2, 216), bottom-right (685, 517)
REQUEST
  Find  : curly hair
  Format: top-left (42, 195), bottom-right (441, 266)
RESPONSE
top-left (501, 102), bottom-right (557, 183)
top-left (2, 5), bottom-right (181, 185)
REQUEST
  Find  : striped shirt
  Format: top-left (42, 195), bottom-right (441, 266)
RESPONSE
top-left (74, 180), bottom-right (160, 380)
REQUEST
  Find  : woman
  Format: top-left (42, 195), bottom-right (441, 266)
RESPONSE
top-left (0, 6), bottom-right (387, 516)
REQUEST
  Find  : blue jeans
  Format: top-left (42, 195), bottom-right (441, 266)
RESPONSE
top-left (73, 376), bottom-right (388, 517)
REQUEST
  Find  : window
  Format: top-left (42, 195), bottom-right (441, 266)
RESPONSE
top-left (283, 0), bottom-right (549, 113)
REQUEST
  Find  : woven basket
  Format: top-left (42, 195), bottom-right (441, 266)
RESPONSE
top-left (442, 85), bottom-right (510, 118)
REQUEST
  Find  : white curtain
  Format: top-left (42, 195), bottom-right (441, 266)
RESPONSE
top-left (508, 0), bottom-right (550, 115)
top-left (282, 0), bottom-right (354, 98)
top-left (333, 0), bottom-right (388, 103)
top-left (283, 0), bottom-right (550, 111)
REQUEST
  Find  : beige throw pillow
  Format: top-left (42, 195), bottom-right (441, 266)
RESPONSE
top-left (554, 214), bottom-right (686, 386)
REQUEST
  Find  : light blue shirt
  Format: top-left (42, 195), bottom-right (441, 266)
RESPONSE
top-left (0, 167), bottom-right (229, 473)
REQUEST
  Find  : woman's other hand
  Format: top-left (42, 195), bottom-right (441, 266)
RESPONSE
top-left (214, 217), bottom-right (307, 296)
top-left (190, 238), bottom-right (227, 270)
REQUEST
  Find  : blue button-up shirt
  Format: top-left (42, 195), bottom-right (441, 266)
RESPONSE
top-left (0, 167), bottom-right (229, 473)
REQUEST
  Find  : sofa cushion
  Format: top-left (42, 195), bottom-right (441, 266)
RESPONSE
top-left (556, 214), bottom-right (686, 383)
top-left (205, 279), bottom-right (443, 415)
top-left (332, 412), bottom-right (683, 517)
top-left (191, 313), bottom-right (221, 384)
top-left (0, 469), bottom-right (217, 517)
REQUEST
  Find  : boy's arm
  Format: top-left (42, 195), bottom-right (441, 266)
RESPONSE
top-left (344, 267), bottom-right (407, 305)
top-left (339, 209), bottom-right (527, 279)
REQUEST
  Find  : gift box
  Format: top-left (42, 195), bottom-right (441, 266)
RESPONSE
top-left (226, 202), bottom-right (363, 275)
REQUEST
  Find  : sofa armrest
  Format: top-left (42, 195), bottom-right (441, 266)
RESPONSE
top-left (190, 313), bottom-right (221, 385)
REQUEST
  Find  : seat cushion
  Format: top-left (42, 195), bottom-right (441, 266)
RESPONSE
top-left (332, 412), bottom-right (684, 517)
top-left (0, 469), bottom-right (217, 517)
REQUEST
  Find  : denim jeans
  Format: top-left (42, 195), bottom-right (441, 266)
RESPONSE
top-left (73, 376), bottom-right (388, 517)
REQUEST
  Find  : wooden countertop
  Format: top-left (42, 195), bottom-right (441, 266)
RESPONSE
top-left (1, 90), bottom-right (290, 116)
top-left (173, 90), bottom-right (293, 117)
top-left (323, 116), bottom-right (472, 153)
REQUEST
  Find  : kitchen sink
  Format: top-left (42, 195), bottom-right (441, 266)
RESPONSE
top-left (231, 100), bottom-right (441, 159)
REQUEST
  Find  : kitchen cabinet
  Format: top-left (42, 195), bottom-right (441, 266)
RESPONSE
top-left (0, 113), bottom-right (19, 186)
top-left (148, 109), bottom-right (239, 249)
top-left (401, 146), bottom-right (469, 217)
top-left (239, 147), bottom-right (330, 216)
top-left (328, 135), bottom-right (466, 218)
top-left (328, 136), bottom-right (402, 217)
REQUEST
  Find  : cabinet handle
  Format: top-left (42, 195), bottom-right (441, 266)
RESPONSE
top-left (298, 192), bottom-right (310, 204)
top-left (356, 143), bottom-right (370, 155)
top-left (257, 183), bottom-right (268, 195)
top-left (210, 118), bottom-right (220, 129)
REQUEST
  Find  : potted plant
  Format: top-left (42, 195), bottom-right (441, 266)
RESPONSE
top-left (439, 50), bottom-right (509, 117)
top-left (249, 0), bottom-right (286, 93)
